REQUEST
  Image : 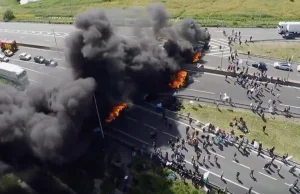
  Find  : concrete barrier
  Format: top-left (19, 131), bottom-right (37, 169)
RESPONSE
top-left (187, 65), bottom-right (300, 88)
top-left (17, 43), bottom-right (64, 52)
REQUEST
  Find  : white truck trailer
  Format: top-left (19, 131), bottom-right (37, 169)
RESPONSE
top-left (0, 62), bottom-right (30, 90)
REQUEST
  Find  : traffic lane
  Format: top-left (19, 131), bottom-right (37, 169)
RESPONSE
top-left (203, 55), bottom-right (300, 81)
top-left (0, 22), bottom-right (74, 33)
top-left (25, 69), bottom-right (61, 88)
top-left (121, 104), bottom-right (296, 193)
top-left (0, 31), bottom-right (66, 48)
top-left (184, 73), bottom-right (300, 111)
top-left (12, 46), bottom-right (68, 69)
top-left (209, 27), bottom-right (281, 40)
top-left (6, 58), bottom-right (71, 82)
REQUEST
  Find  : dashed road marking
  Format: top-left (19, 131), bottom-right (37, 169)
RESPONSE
top-left (258, 172), bottom-right (277, 180)
top-left (125, 116), bottom-right (137, 122)
top-left (232, 160), bottom-right (250, 169)
top-left (144, 124), bottom-right (157, 130)
top-left (112, 127), bottom-right (149, 145)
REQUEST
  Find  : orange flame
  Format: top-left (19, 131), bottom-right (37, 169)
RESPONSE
top-left (169, 70), bottom-right (187, 89)
top-left (105, 103), bottom-right (127, 123)
top-left (193, 52), bottom-right (201, 63)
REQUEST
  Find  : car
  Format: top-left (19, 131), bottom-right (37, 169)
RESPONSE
top-left (273, 62), bottom-right (292, 71)
top-left (34, 56), bottom-right (45, 64)
top-left (19, 53), bottom-right (31, 61)
top-left (297, 65), bottom-right (300, 72)
top-left (0, 54), bottom-right (9, 62)
top-left (252, 62), bottom-right (268, 72)
top-left (44, 59), bottom-right (58, 67)
top-left (3, 49), bottom-right (13, 57)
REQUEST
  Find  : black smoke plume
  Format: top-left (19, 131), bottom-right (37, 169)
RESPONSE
top-left (0, 3), bottom-right (208, 164)
top-left (65, 3), bottom-right (209, 115)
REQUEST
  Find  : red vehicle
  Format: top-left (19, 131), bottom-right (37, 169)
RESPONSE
top-left (0, 40), bottom-right (18, 52)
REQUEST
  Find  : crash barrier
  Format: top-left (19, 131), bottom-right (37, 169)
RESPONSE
top-left (238, 52), bottom-right (300, 65)
top-left (142, 101), bottom-right (300, 167)
top-left (17, 43), bottom-right (64, 52)
top-left (252, 39), bottom-right (300, 43)
top-left (175, 94), bottom-right (300, 118)
top-left (190, 66), bottom-right (300, 88)
top-left (105, 132), bottom-right (234, 194)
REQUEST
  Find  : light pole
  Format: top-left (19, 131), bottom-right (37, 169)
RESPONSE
top-left (219, 45), bottom-right (224, 70)
top-left (93, 94), bottom-right (104, 139)
top-left (51, 29), bottom-right (59, 51)
top-left (287, 55), bottom-right (293, 81)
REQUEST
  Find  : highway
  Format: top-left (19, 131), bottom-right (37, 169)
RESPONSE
top-left (3, 46), bottom-right (71, 88)
top-left (0, 22), bottom-right (300, 193)
top-left (107, 102), bottom-right (300, 194)
top-left (180, 71), bottom-right (300, 113)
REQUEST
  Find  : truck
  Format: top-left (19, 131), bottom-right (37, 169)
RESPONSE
top-left (0, 40), bottom-right (18, 52)
top-left (277, 22), bottom-right (300, 34)
top-left (282, 24), bottom-right (300, 39)
top-left (0, 62), bottom-right (30, 91)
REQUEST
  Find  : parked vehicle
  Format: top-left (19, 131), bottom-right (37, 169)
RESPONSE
top-left (252, 62), bottom-right (268, 72)
top-left (0, 54), bottom-right (9, 62)
top-left (44, 59), bottom-right (58, 67)
top-left (34, 56), bottom-right (46, 64)
top-left (19, 53), bottom-right (31, 61)
top-left (4, 49), bottom-right (13, 57)
top-left (273, 62), bottom-right (292, 71)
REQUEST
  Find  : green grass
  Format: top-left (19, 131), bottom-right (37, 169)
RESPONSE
top-left (179, 101), bottom-right (300, 162)
top-left (235, 42), bottom-right (300, 62)
top-left (0, 174), bottom-right (32, 194)
top-left (3, 0), bottom-right (300, 27)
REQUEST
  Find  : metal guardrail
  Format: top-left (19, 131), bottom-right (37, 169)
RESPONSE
top-left (175, 94), bottom-right (300, 118)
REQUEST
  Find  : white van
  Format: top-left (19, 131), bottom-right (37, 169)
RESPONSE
top-left (0, 62), bottom-right (30, 90)
top-left (278, 22), bottom-right (300, 34)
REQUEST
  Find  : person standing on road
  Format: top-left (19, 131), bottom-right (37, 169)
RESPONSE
top-left (277, 164), bottom-right (282, 174)
top-left (236, 172), bottom-right (240, 180)
top-left (221, 171), bottom-right (224, 180)
top-left (276, 93), bottom-right (280, 101)
top-left (248, 186), bottom-right (253, 194)
top-left (186, 126), bottom-right (189, 134)
top-left (250, 169), bottom-right (254, 178)
top-left (234, 152), bottom-right (237, 161)
top-left (214, 155), bottom-right (218, 163)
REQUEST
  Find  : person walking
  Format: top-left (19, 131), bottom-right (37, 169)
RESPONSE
top-left (220, 171), bottom-right (224, 180)
top-left (277, 165), bottom-right (282, 174)
top-left (236, 172), bottom-right (240, 180)
top-left (250, 169), bottom-right (254, 178)
top-left (248, 186), bottom-right (253, 194)
top-left (234, 152), bottom-right (237, 161)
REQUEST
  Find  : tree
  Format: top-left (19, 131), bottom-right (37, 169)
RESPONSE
top-left (3, 9), bottom-right (15, 22)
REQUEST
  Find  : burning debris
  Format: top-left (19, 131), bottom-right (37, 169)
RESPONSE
top-left (105, 103), bottom-right (127, 123)
top-left (193, 52), bottom-right (201, 63)
top-left (169, 70), bottom-right (188, 89)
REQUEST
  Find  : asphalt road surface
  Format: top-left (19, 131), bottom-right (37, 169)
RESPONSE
top-left (2, 46), bottom-right (71, 88)
top-left (0, 22), bottom-right (296, 81)
top-left (180, 71), bottom-right (300, 114)
top-left (107, 102), bottom-right (300, 194)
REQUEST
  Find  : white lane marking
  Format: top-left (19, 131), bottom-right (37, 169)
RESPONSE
top-left (163, 131), bottom-right (177, 138)
top-left (22, 67), bottom-right (59, 80)
top-left (285, 183), bottom-right (292, 186)
top-left (185, 160), bottom-right (261, 194)
top-left (144, 124), bottom-right (157, 130)
top-left (53, 58), bottom-right (63, 60)
top-left (112, 127), bottom-right (149, 145)
top-left (125, 116), bottom-right (137, 122)
top-left (29, 79), bottom-right (37, 83)
top-left (185, 88), bottom-right (215, 95)
top-left (297, 97), bottom-right (300, 98)
top-left (20, 36), bottom-right (25, 39)
top-left (258, 172), bottom-right (277, 180)
top-left (210, 151), bottom-right (226, 159)
top-left (57, 67), bottom-right (67, 70)
top-left (232, 160), bottom-right (250, 169)
top-left (280, 104), bottom-right (300, 109)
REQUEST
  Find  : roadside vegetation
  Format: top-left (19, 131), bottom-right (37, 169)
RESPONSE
top-left (235, 42), bottom-right (300, 62)
top-left (179, 101), bottom-right (300, 162)
top-left (131, 157), bottom-right (211, 194)
top-left (2, 0), bottom-right (300, 27)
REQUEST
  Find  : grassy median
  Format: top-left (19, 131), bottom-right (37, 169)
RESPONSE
top-left (235, 42), bottom-right (300, 62)
top-left (3, 0), bottom-right (300, 27)
top-left (179, 101), bottom-right (300, 162)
